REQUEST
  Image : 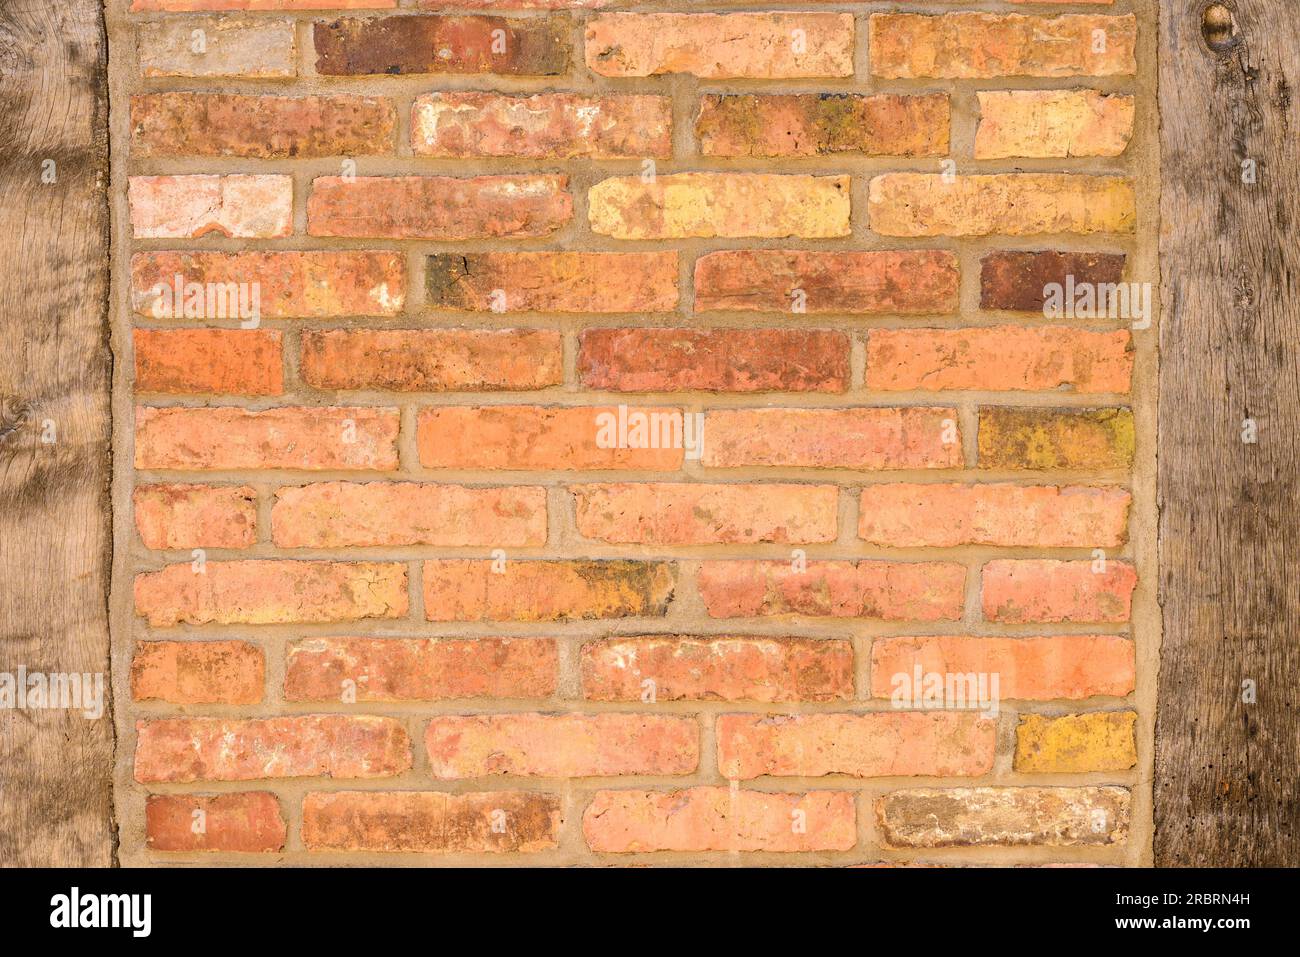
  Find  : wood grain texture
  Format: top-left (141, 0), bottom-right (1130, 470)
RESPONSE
top-left (0, 0), bottom-right (115, 866)
top-left (1156, 0), bottom-right (1300, 866)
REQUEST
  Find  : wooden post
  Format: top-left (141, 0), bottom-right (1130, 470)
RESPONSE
top-left (1156, 1), bottom-right (1300, 865)
top-left (0, 0), bottom-right (115, 866)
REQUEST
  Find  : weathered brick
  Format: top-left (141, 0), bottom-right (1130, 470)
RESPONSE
top-left (416, 406), bottom-right (684, 471)
top-left (313, 15), bottom-right (569, 75)
top-left (579, 328), bottom-right (849, 394)
top-left (590, 173), bottom-right (849, 240)
top-left (976, 90), bottom-right (1135, 159)
top-left (581, 636), bottom-right (854, 703)
top-left (308, 175), bottom-right (571, 239)
top-left (866, 327), bottom-right (1133, 393)
top-left (573, 483), bottom-right (838, 545)
top-left (132, 251), bottom-right (404, 318)
top-left (698, 560), bottom-right (966, 621)
top-left (134, 330), bottom-right (283, 397)
top-left (138, 17), bottom-right (296, 78)
top-left (870, 634), bottom-right (1136, 701)
top-left (134, 483), bottom-right (257, 550)
top-left (413, 92), bottom-right (671, 159)
top-left (131, 640), bottom-right (264, 705)
top-left (717, 712), bottom-right (996, 779)
top-left (694, 250), bottom-right (958, 315)
top-left (303, 791), bottom-right (560, 853)
top-left (134, 560), bottom-right (408, 627)
top-left (981, 251), bottom-right (1127, 313)
top-left (426, 714), bottom-right (699, 778)
top-left (129, 175), bottom-right (292, 239)
top-left (300, 330), bottom-right (561, 393)
top-left (429, 252), bottom-right (677, 314)
top-left (869, 174), bottom-right (1136, 237)
top-left (869, 13), bottom-right (1137, 79)
top-left (877, 787), bottom-right (1130, 847)
top-left (697, 93), bottom-right (948, 157)
top-left (134, 1), bottom-right (394, 9)
top-left (587, 13), bottom-right (853, 79)
top-left (979, 407), bottom-right (1135, 470)
top-left (702, 408), bottom-right (962, 470)
top-left (272, 482), bottom-right (546, 547)
top-left (1015, 712), bottom-right (1138, 773)
top-left (135, 715), bottom-right (410, 783)
top-left (285, 636), bottom-right (557, 702)
top-left (982, 559), bottom-right (1137, 623)
top-left (134, 406), bottom-right (399, 471)
top-left (583, 787), bottom-right (856, 853)
top-left (131, 92), bottom-right (395, 158)
top-left (423, 559), bottom-right (675, 622)
top-left (146, 793), bottom-right (285, 854)
top-left (858, 484), bottom-right (1131, 548)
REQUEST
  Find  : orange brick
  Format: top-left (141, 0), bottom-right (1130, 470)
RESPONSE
top-left (428, 252), bottom-right (678, 314)
top-left (975, 90), bottom-right (1135, 159)
top-left (133, 330), bottom-right (283, 396)
top-left (581, 636), bottom-right (854, 703)
top-left (134, 406), bottom-right (399, 472)
top-left (146, 793), bottom-right (285, 854)
top-left (858, 484), bottom-right (1131, 548)
top-left (134, 715), bottom-right (411, 783)
top-left (285, 637), bottom-right (557, 702)
top-left (128, 175), bottom-right (292, 238)
top-left (717, 712), bottom-right (996, 779)
top-left (698, 560), bottom-right (966, 621)
top-left (423, 559), bottom-right (675, 622)
top-left (134, 560), bottom-right (407, 627)
top-left (982, 559), bottom-right (1137, 623)
top-left (134, 2), bottom-right (393, 9)
top-left (133, 484), bottom-right (257, 550)
top-left (583, 787), bottom-right (856, 853)
top-left (272, 482), bottom-right (546, 548)
top-left (131, 640), bottom-right (264, 705)
top-left (426, 713), bottom-right (699, 778)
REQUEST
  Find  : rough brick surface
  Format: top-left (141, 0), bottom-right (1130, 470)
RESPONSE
top-left (146, 793), bottom-right (286, 854)
top-left (876, 787), bottom-right (1131, 847)
top-left (981, 251), bottom-right (1127, 312)
top-left (313, 16), bottom-right (570, 75)
top-left (131, 640), bottom-right (264, 705)
top-left (429, 252), bottom-right (678, 313)
top-left (982, 559), bottom-right (1138, 623)
top-left (138, 17), bottom-right (297, 79)
top-left (975, 90), bottom-right (1135, 159)
top-left (979, 407), bottom-right (1136, 470)
top-left (1015, 712), bottom-right (1138, 772)
top-left (134, 330), bottom-right (283, 396)
top-left (129, 175), bottom-right (292, 239)
top-left (133, 484), bottom-right (257, 550)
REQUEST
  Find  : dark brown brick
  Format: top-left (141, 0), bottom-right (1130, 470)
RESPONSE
top-left (313, 16), bottom-right (569, 76)
top-left (981, 251), bottom-right (1127, 313)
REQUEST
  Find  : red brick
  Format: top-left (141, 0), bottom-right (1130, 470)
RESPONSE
top-left (134, 329), bottom-right (283, 396)
top-left (579, 328), bottom-right (849, 394)
top-left (134, 560), bottom-right (407, 627)
top-left (572, 483), bottom-right (838, 545)
top-left (272, 482), bottom-right (546, 548)
top-left (417, 406), bottom-right (684, 471)
top-left (300, 329), bottom-right (561, 393)
top-left (131, 640), bottom-right (264, 705)
top-left (982, 559), bottom-right (1137, 623)
top-left (134, 406), bottom-right (399, 472)
top-left (867, 327), bottom-right (1133, 393)
top-left (694, 250), bottom-right (958, 315)
top-left (133, 483), bottom-right (257, 550)
top-left (132, 251), bottom-right (404, 318)
top-left (717, 712), bottom-right (996, 779)
top-left (980, 251), bottom-right (1127, 313)
top-left (698, 560), bottom-right (966, 621)
top-left (134, 715), bottom-right (410, 783)
top-left (308, 175), bottom-right (571, 239)
top-left (413, 92), bottom-right (671, 159)
top-left (131, 92), bottom-right (395, 158)
top-left (870, 634), bottom-right (1136, 701)
top-left (859, 484), bottom-right (1131, 548)
top-left (285, 636), bottom-right (557, 702)
top-left (426, 713), bottom-right (699, 778)
top-left (428, 252), bottom-right (678, 314)
top-left (302, 791), bottom-right (559, 853)
top-left (314, 15), bottom-right (569, 75)
top-left (128, 175), bottom-right (292, 239)
top-left (423, 559), bottom-right (675, 622)
top-left (581, 636), bottom-right (854, 703)
top-left (146, 793), bottom-right (285, 854)
top-left (583, 787), bottom-right (856, 853)
top-left (701, 408), bottom-right (962, 470)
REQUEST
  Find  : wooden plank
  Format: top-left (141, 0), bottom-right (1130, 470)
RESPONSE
top-left (1156, 1), bottom-right (1300, 866)
top-left (0, 0), bottom-right (114, 866)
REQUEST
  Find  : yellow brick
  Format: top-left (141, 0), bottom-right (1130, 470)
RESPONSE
top-left (1015, 711), bottom-right (1138, 773)
top-left (975, 90), bottom-right (1135, 159)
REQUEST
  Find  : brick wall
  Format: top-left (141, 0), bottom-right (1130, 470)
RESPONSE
top-left (108, 0), bottom-right (1158, 865)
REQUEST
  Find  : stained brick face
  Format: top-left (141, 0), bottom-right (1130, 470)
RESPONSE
top-left (115, 0), bottom-right (1154, 867)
